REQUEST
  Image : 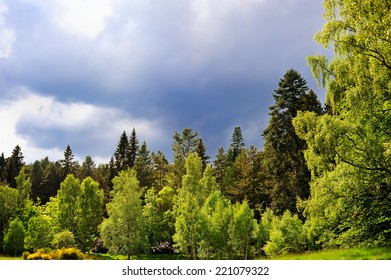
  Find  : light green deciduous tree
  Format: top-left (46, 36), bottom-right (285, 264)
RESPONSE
top-left (100, 169), bottom-right (147, 260)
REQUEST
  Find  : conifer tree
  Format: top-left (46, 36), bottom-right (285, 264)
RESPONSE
top-left (0, 153), bottom-right (6, 183)
top-left (60, 145), bottom-right (77, 179)
top-left (108, 156), bottom-right (117, 185)
top-left (227, 127), bottom-right (245, 163)
top-left (213, 147), bottom-right (227, 191)
top-left (78, 155), bottom-right (96, 179)
top-left (128, 128), bottom-right (139, 168)
top-left (262, 69), bottom-right (322, 214)
top-left (6, 145), bottom-right (24, 188)
top-left (134, 141), bottom-right (154, 190)
top-left (114, 131), bottom-right (129, 171)
top-left (30, 160), bottom-right (43, 202)
top-left (195, 138), bottom-right (210, 172)
top-left (40, 160), bottom-right (62, 204)
top-left (151, 151), bottom-right (169, 190)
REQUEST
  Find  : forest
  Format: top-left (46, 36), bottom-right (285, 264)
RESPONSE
top-left (1, 0), bottom-right (391, 260)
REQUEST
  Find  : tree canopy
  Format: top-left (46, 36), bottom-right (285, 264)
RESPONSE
top-left (294, 0), bottom-right (391, 246)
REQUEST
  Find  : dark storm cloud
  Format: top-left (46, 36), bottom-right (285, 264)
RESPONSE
top-left (0, 0), bottom-right (329, 162)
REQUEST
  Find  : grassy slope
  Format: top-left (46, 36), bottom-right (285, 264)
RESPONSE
top-left (268, 247), bottom-right (391, 260)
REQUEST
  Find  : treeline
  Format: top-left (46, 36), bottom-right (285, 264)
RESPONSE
top-left (0, 68), bottom-right (323, 259)
top-left (2, 0), bottom-right (391, 259)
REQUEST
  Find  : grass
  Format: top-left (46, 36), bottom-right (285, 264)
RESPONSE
top-left (87, 253), bottom-right (186, 260)
top-left (0, 254), bottom-right (22, 260)
top-left (268, 246), bottom-right (391, 260)
top-left (4, 247), bottom-right (391, 260)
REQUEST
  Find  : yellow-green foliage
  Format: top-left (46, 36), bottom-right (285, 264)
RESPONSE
top-left (23, 248), bottom-right (85, 260)
top-left (263, 210), bottom-right (306, 257)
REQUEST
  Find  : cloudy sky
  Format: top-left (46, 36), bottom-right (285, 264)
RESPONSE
top-left (0, 0), bottom-right (329, 164)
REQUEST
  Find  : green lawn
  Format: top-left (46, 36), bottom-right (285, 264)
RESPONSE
top-left (4, 247), bottom-right (391, 260)
top-left (267, 247), bottom-right (391, 260)
top-left (0, 255), bottom-right (22, 260)
top-left (87, 253), bottom-right (186, 260)
top-left (93, 247), bottom-right (391, 260)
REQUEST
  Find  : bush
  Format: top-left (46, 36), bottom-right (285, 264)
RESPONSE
top-left (23, 248), bottom-right (85, 260)
top-left (61, 248), bottom-right (85, 260)
top-left (263, 210), bottom-right (307, 257)
top-left (24, 248), bottom-right (52, 260)
top-left (53, 230), bottom-right (76, 249)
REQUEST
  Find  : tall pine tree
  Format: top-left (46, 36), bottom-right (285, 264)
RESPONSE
top-left (6, 145), bottom-right (25, 188)
top-left (128, 128), bottom-right (139, 169)
top-left (60, 145), bottom-right (77, 179)
top-left (227, 126), bottom-right (245, 163)
top-left (262, 69), bottom-right (322, 214)
top-left (195, 138), bottom-right (210, 172)
top-left (134, 141), bottom-right (154, 190)
top-left (114, 131), bottom-right (130, 171)
top-left (0, 152), bottom-right (6, 183)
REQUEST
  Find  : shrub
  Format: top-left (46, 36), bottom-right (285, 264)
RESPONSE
top-left (264, 210), bottom-right (307, 257)
top-left (53, 230), bottom-right (76, 249)
top-left (25, 248), bottom-right (52, 260)
top-left (61, 248), bottom-right (84, 260)
top-left (23, 248), bottom-right (85, 260)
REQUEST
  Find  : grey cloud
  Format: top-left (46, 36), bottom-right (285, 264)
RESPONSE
top-left (2, 0), bottom-right (328, 161)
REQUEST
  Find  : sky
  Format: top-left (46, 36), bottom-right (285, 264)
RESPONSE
top-left (0, 0), bottom-right (330, 164)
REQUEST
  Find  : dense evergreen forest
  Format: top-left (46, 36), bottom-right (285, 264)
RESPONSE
top-left (1, 0), bottom-right (391, 259)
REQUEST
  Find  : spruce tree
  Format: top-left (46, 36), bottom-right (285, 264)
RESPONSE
top-left (195, 138), bottom-right (210, 171)
top-left (30, 160), bottom-right (43, 202)
top-left (6, 145), bottom-right (25, 188)
top-left (41, 161), bottom-right (62, 203)
top-left (128, 128), bottom-right (139, 168)
top-left (0, 153), bottom-right (6, 183)
top-left (60, 145), bottom-right (77, 178)
top-left (114, 131), bottom-right (129, 171)
top-left (227, 126), bottom-right (245, 163)
top-left (213, 147), bottom-right (227, 191)
top-left (134, 141), bottom-right (153, 189)
top-left (262, 69), bottom-right (322, 214)
top-left (78, 155), bottom-right (96, 179)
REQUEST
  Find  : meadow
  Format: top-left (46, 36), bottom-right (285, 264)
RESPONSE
top-left (266, 247), bottom-right (391, 260)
